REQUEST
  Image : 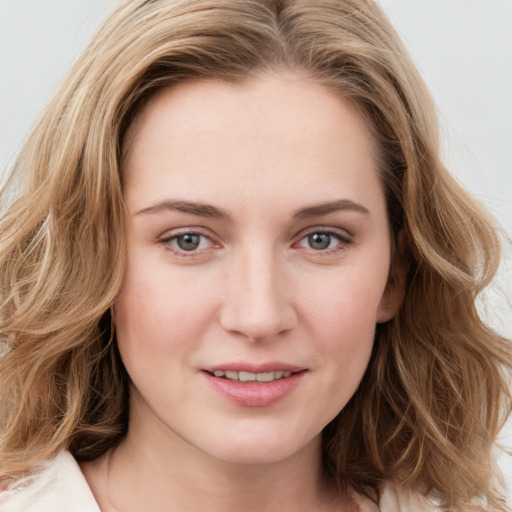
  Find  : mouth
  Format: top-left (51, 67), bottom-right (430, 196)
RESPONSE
top-left (201, 364), bottom-right (307, 406)
top-left (204, 369), bottom-right (298, 382)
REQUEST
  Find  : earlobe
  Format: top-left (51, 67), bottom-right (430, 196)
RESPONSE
top-left (376, 281), bottom-right (404, 323)
top-left (376, 230), bottom-right (408, 323)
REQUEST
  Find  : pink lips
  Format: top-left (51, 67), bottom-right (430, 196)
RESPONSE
top-left (201, 363), bottom-right (307, 407)
top-left (203, 362), bottom-right (304, 374)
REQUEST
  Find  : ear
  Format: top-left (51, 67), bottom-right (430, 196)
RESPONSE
top-left (376, 229), bottom-right (408, 323)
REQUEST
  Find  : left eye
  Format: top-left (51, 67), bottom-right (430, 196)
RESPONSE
top-left (167, 232), bottom-right (212, 252)
top-left (298, 231), bottom-right (347, 251)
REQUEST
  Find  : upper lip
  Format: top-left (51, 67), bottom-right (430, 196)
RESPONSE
top-left (202, 362), bottom-right (306, 374)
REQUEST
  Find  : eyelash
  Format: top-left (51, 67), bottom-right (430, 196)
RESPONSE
top-left (294, 228), bottom-right (353, 254)
top-left (158, 229), bottom-right (217, 257)
top-left (158, 227), bottom-right (353, 257)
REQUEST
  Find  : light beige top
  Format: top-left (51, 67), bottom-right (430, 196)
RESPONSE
top-left (0, 451), bottom-right (445, 512)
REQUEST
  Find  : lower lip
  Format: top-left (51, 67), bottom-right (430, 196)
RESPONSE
top-left (202, 371), bottom-right (306, 407)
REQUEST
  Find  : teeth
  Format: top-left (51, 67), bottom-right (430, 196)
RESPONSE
top-left (239, 371), bottom-right (256, 382)
top-left (256, 372), bottom-right (275, 382)
top-left (211, 370), bottom-right (295, 382)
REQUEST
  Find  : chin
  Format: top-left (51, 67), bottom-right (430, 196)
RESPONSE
top-left (211, 445), bottom-right (301, 466)
top-left (196, 426), bottom-right (320, 467)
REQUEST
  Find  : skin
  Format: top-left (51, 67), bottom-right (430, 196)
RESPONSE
top-left (81, 71), bottom-right (404, 512)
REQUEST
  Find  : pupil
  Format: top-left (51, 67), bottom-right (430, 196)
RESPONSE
top-left (308, 233), bottom-right (330, 250)
top-left (177, 233), bottom-right (200, 251)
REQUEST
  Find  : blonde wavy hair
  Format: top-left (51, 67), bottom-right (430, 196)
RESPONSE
top-left (0, 0), bottom-right (510, 510)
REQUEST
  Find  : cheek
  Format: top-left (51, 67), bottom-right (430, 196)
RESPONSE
top-left (113, 255), bottom-right (219, 363)
top-left (302, 267), bottom-right (386, 334)
top-left (299, 267), bottom-right (385, 381)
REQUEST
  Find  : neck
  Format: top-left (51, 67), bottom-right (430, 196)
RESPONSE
top-left (110, 432), bottom-right (333, 512)
top-left (82, 401), bottom-right (339, 512)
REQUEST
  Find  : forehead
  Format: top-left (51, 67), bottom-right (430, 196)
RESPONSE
top-left (125, 72), bottom-right (377, 161)
top-left (122, 72), bottom-right (383, 214)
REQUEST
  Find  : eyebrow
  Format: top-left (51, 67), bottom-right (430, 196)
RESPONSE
top-left (292, 199), bottom-right (370, 220)
top-left (136, 200), bottom-right (230, 220)
top-left (136, 198), bottom-right (369, 221)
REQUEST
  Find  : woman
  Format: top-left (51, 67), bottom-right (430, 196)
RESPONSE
top-left (0, 0), bottom-right (510, 510)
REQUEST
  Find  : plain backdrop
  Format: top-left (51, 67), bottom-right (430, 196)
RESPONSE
top-left (0, 0), bottom-right (511, 490)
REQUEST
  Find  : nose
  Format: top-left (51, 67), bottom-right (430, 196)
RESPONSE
top-left (219, 247), bottom-right (297, 342)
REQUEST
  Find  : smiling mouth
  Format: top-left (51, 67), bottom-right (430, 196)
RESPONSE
top-left (205, 370), bottom-right (299, 382)
top-left (202, 368), bottom-right (306, 406)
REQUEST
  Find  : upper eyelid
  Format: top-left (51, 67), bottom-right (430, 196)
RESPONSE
top-left (157, 228), bottom-right (219, 251)
top-left (295, 226), bottom-right (353, 241)
top-left (159, 226), bottom-right (214, 240)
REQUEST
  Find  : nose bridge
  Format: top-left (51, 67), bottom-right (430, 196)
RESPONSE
top-left (220, 242), bottom-right (295, 341)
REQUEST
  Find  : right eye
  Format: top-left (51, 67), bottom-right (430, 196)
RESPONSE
top-left (301, 232), bottom-right (340, 251)
top-left (160, 231), bottom-right (215, 254)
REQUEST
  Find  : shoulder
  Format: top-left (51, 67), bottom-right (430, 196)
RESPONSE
top-left (378, 445), bottom-right (512, 511)
top-left (378, 480), bottom-right (440, 512)
top-left (349, 481), bottom-right (438, 512)
top-left (0, 452), bottom-right (100, 512)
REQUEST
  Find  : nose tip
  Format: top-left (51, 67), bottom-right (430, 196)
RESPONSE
top-left (224, 302), bottom-right (295, 343)
top-left (219, 257), bottom-right (297, 342)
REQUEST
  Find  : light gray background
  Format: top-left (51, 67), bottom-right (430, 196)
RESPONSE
top-left (1, 0), bottom-right (511, 491)
top-left (1, 1), bottom-right (510, 334)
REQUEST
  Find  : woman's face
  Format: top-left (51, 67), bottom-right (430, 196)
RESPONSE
top-left (116, 72), bottom-right (403, 465)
